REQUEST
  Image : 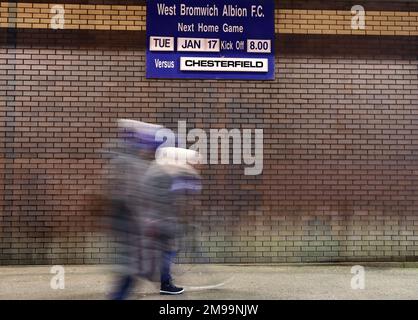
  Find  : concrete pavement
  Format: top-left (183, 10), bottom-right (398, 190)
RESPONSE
top-left (0, 264), bottom-right (417, 300)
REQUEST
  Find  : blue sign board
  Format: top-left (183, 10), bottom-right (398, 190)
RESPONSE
top-left (146, 0), bottom-right (275, 80)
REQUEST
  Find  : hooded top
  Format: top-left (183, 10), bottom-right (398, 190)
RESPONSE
top-left (140, 149), bottom-right (202, 241)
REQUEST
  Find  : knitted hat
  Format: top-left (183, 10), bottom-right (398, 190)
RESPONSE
top-left (117, 119), bottom-right (164, 150)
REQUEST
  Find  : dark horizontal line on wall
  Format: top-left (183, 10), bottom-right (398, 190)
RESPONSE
top-left (4, 0), bottom-right (418, 11)
top-left (4, 0), bottom-right (145, 4)
top-left (1, 28), bottom-right (417, 57)
top-left (5, 0), bottom-right (145, 4)
top-left (0, 28), bottom-right (147, 48)
top-left (279, 34), bottom-right (418, 56)
top-left (279, 0), bottom-right (418, 11)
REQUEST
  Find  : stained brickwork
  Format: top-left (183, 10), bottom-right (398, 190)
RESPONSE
top-left (1, 1), bottom-right (418, 264)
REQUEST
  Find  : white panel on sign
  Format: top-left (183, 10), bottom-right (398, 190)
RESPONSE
top-left (177, 38), bottom-right (220, 52)
top-left (247, 39), bottom-right (271, 53)
top-left (150, 36), bottom-right (175, 51)
top-left (180, 57), bottom-right (268, 73)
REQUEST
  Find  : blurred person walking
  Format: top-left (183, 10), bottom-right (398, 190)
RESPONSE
top-left (106, 119), bottom-right (162, 300)
top-left (141, 147), bottom-right (202, 295)
top-left (106, 120), bottom-right (202, 299)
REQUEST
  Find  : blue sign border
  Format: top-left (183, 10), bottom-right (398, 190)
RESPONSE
top-left (146, 0), bottom-right (275, 80)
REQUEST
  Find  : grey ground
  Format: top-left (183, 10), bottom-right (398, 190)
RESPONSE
top-left (0, 264), bottom-right (417, 300)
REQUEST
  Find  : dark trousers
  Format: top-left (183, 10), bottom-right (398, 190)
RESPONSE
top-left (160, 250), bottom-right (176, 284)
top-left (110, 250), bottom-right (176, 300)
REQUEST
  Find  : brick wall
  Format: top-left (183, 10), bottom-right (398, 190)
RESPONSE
top-left (2, 2), bottom-right (418, 35)
top-left (1, 1), bottom-right (418, 264)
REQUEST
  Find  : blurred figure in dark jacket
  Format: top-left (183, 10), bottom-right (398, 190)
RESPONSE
top-left (107, 120), bottom-right (202, 299)
top-left (107, 119), bottom-right (163, 300)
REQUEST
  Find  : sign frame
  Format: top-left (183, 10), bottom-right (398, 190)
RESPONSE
top-left (146, 0), bottom-right (275, 80)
